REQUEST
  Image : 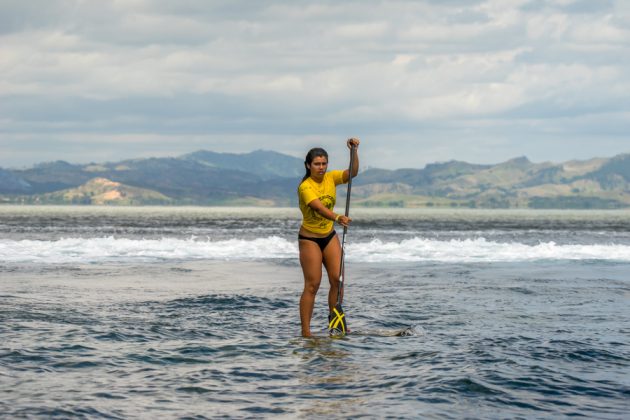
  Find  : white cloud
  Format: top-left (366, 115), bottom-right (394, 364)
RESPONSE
top-left (0, 0), bottom-right (629, 168)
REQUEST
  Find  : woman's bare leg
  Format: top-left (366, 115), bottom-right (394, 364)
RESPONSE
top-left (299, 240), bottom-right (323, 337)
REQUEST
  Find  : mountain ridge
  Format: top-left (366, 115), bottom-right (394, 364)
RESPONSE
top-left (1, 150), bottom-right (629, 208)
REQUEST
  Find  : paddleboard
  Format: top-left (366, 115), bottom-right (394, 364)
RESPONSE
top-left (349, 326), bottom-right (417, 337)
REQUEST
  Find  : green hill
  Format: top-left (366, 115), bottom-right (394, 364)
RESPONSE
top-left (22, 178), bottom-right (172, 205)
top-left (352, 154), bottom-right (630, 208)
top-left (1, 150), bottom-right (630, 208)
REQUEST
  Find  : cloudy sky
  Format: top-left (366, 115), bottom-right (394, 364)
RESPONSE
top-left (1, 0), bottom-right (629, 170)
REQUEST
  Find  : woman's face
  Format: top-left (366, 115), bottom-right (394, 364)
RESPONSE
top-left (308, 156), bottom-right (328, 177)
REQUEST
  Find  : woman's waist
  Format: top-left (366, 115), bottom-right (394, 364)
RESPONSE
top-left (299, 226), bottom-right (334, 238)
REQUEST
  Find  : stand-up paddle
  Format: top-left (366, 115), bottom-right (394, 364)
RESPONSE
top-left (328, 144), bottom-right (356, 337)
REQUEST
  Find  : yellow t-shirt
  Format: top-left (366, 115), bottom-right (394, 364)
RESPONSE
top-left (298, 170), bottom-right (346, 234)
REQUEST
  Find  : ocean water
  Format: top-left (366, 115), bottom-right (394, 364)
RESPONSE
top-left (1, 206), bottom-right (629, 418)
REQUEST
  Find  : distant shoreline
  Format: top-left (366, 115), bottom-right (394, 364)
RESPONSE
top-left (2, 204), bottom-right (630, 215)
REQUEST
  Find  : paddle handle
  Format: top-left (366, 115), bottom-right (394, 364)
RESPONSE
top-left (338, 144), bottom-right (356, 304)
top-left (343, 145), bottom-right (356, 219)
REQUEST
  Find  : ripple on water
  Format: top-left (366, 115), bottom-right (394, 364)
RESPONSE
top-left (2, 254), bottom-right (630, 418)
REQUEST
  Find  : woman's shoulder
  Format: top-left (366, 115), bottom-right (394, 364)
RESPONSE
top-left (298, 177), bottom-right (311, 189)
top-left (298, 178), bottom-right (315, 196)
top-left (327, 170), bottom-right (345, 184)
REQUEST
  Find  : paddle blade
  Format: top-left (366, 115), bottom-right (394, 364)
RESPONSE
top-left (328, 304), bottom-right (347, 337)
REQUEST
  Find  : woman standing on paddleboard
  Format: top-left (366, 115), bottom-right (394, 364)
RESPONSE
top-left (297, 138), bottom-right (360, 337)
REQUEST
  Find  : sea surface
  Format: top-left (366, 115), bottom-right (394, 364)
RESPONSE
top-left (1, 206), bottom-right (629, 419)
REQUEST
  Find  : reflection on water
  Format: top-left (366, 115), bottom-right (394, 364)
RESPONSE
top-left (293, 337), bottom-right (370, 418)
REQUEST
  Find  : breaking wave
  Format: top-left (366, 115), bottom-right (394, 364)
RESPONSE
top-left (2, 236), bottom-right (630, 264)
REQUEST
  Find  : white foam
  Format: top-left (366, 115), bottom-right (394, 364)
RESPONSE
top-left (0, 236), bottom-right (296, 264)
top-left (1, 236), bottom-right (630, 264)
top-left (349, 237), bottom-right (630, 263)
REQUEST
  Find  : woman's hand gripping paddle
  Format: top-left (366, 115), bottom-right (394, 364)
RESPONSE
top-left (328, 144), bottom-right (356, 337)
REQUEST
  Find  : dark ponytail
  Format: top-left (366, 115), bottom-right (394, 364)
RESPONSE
top-left (301, 147), bottom-right (329, 182)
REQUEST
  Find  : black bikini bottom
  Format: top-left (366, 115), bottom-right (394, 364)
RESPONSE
top-left (298, 230), bottom-right (337, 252)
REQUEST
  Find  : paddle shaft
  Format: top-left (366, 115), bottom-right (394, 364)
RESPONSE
top-left (337, 144), bottom-right (356, 305)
